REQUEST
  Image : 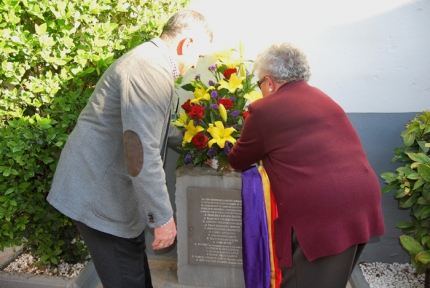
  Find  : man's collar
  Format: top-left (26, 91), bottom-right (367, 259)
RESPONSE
top-left (150, 38), bottom-right (179, 80)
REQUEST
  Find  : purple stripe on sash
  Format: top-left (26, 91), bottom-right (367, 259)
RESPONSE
top-left (242, 166), bottom-right (271, 288)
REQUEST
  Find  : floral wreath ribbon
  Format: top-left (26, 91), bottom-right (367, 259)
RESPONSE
top-left (242, 162), bottom-right (281, 288)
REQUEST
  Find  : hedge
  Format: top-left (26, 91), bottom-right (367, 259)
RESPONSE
top-left (0, 0), bottom-right (189, 266)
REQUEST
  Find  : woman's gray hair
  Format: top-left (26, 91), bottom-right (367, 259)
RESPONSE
top-left (161, 9), bottom-right (213, 43)
top-left (254, 42), bottom-right (311, 82)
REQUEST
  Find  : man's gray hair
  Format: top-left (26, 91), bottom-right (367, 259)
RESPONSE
top-left (161, 9), bottom-right (213, 43)
top-left (254, 43), bottom-right (311, 82)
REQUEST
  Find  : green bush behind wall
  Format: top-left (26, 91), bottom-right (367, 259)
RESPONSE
top-left (0, 0), bottom-right (189, 266)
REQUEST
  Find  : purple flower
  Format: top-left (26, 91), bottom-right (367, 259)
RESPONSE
top-left (230, 97), bottom-right (236, 101)
top-left (230, 110), bottom-right (240, 117)
top-left (211, 91), bottom-right (218, 98)
top-left (209, 64), bottom-right (217, 71)
top-left (223, 141), bottom-right (231, 155)
top-left (209, 104), bottom-right (219, 109)
top-left (194, 119), bottom-right (202, 125)
top-left (195, 74), bottom-right (201, 79)
top-left (185, 152), bottom-right (194, 164)
top-left (209, 80), bottom-right (216, 86)
top-left (207, 147), bottom-right (217, 157)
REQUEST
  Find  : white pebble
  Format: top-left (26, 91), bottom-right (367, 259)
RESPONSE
top-left (3, 253), bottom-right (88, 278)
top-left (359, 262), bottom-right (424, 288)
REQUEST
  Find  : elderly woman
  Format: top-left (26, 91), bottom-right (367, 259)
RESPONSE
top-left (228, 43), bottom-right (385, 288)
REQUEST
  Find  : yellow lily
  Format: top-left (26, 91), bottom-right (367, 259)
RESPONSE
top-left (219, 104), bottom-right (227, 122)
top-left (213, 49), bottom-right (241, 68)
top-left (183, 120), bottom-right (204, 146)
top-left (239, 63), bottom-right (246, 78)
top-left (239, 40), bottom-right (244, 58)
top-left (172, 111), bottom-right (188, 128)
top-left (207, 121), bottom-right (237, 148)
top-left (238, 41), bottom-right (247, 77)
top-left (218, 73), bottom-right (245, 93)
top-left (191, 87), bottom-right (210, 104)
top-left (244, 90), bottom-right (263, 103)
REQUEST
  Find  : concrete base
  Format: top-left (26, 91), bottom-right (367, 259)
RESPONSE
top-left (350, 264), bottom-right (370, 288)
top-left (175, 165), bottom-right (245, 288)
top-left (0, 247), bottom-right (101, 288)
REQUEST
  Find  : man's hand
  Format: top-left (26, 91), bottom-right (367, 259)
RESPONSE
top-left (152, 217), bottom-right (177, 250)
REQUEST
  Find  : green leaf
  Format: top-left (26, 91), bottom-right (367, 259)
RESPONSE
top-left (407, 173), bottom-right (421, 180)
top-left (418, 141), bottom-right (429, 153)
top-left (43, 158), bottom-right (54, 164)
top-left (402, 132), bottom-right (415, 146)
top-left (396, 222), bottom-right (414, 229)
top-left (421, 206), bottom-right (430, 219)
top-left (416, 251), bottom-right (430, 264)
top-left (400, 194), bottom-right (419, 209)
top-left (40, 255), bottom-right (49, 262)
top-left (181, 83), bottom-right (195, 92)
top-left (5, 187), bottom-right (15, 195)
top-left (51, 257), bottom-right (58, 265)
top-left (418, 165), bottom-right (430, 183)
top-left (423, 184), bottom-right (430, 200)
top-left (381, 184), bottom-right (398, 194)
top-left (395, 188), bottom-right (408, 198)
top-left (18, 182), bottom-right (31, 189)
top-left (408, 153), bottom-right (430, 165)
top-left (400, 235), bottom-right (424, 255)
top-left (397, 166), bottom-right (415, 175)
top-left (94, 39), bottom-right (108, 47)
top-left (417, 196), bottom-right (430, 205)
top-left (35, 23), bottom-right (47, 35)
top-left (380, 172), bottom-right (397, 183)
top-left (413, 178), bottom-right (426, 190)
top-left (3, 169), bottom-right (11, 177)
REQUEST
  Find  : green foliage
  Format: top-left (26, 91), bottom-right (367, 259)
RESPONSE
top-left (381, 110), bottom-right (430, 273)
top-left (0, 0), bottom-right (189, 267)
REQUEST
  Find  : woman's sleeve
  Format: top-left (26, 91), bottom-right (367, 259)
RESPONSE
top-left (228, 104), bottom-right (266, 170)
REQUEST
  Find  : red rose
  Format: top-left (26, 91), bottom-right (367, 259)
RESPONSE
top-left (223, 68), bottom-right (237, 79)
top-left (181, 99), bottom-right (194, 113)
top-left (188, 105), bottom-right (205, 119)
top-left (217, 99), bottom-right (233, 110)
top-left (243, 110), bottom-right (249, 120)
top-left (191, 133), bottom-right (208, 150)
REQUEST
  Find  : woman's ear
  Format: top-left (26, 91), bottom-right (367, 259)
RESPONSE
top-left (177, 37), bottom-right (194, 56)
top-left (266, 77), bottom-right (275, 91)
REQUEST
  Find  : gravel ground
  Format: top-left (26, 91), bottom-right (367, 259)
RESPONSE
top-left (3, 252), bottom-right (88, 278)
top-left (359, 262), bottom-right (425, 288)
top-left (3, 253), bottom-right (426, 287)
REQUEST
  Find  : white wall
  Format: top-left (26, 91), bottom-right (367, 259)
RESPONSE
top-left (187, 0), bottom-right (430, 113)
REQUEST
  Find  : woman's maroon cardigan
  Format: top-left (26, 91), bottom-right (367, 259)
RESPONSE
top-left (229, 80), bottom-right (385, 267)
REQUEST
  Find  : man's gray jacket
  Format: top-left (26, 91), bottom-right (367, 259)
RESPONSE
top-left (47, 38), bottom-right (180, 238)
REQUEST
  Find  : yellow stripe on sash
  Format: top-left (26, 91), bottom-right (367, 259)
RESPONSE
top-left (258, 166), bottom-right (276, 288)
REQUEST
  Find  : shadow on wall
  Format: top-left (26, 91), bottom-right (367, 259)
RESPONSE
top-left (347, 112), bottom-right (418, 264)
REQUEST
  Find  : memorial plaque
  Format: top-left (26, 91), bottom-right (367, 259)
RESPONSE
top-left (187, 187), bottom-right (242, 268)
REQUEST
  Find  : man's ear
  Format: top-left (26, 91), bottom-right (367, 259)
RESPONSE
top-left (177, 37), bottom-right (194, 56)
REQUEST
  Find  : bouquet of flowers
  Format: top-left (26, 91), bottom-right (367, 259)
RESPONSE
top-left (172, 43), bottom-right (262, 173)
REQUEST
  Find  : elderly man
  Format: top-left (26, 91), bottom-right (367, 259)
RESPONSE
top-left (47, 9), bottom-right (213, 287)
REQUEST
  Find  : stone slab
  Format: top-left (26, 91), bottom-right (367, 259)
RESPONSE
top-left (175, 165), bottom-right (245, 288)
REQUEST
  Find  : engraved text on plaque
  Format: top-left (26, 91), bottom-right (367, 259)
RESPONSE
top-left (187, 187), bottom-right (242, 267)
